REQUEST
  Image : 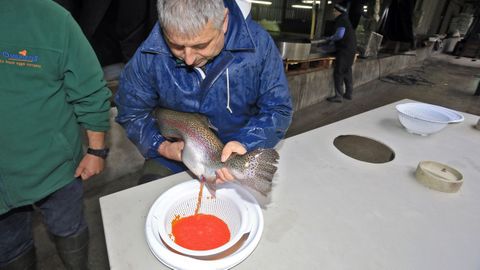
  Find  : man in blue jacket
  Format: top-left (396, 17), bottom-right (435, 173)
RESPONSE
top-left (115, 0), bottom-right (293, 184)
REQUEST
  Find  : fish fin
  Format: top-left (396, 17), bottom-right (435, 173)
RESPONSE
top-left (229, 148), bottom-right (279, 196)
top-left (192, 114), bottom-right (209, 127)
top-left (204, 178), bottom-right (217, 198)
top-left (194, 114), bottom-right (219, 132)
top-left (207, 119), bottom-right (219, 132)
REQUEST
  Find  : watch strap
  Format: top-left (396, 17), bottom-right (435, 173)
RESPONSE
top-left (87, 148), bottom-right (109, 159)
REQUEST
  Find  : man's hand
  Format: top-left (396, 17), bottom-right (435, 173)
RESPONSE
top-left (74, 154), bottom-right (105, 180)
top-left (76, 130), bottom-right (106, 180)
top-left (216, 141), bottom-right (247, 183)
top-left (158, 140), bottom-right (184, 161)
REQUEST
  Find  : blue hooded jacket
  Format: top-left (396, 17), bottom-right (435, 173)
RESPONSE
top-left (115, 0), bottom-right (293, 173)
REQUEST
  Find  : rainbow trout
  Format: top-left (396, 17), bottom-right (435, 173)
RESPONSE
top-left (155, 108), bottom-right (279, 195)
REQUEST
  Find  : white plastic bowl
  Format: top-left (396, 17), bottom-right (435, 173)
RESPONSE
top-left (156, 180), bottom-right (252, 257)
top-left (395, 103), bottom-right (450, 136)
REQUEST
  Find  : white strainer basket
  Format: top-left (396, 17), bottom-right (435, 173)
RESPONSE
top-left (395, 103), bottom-right (450, 136)
top-left (155, 180), bottom-right (251, 257)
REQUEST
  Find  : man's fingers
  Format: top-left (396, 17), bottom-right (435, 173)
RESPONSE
top-left (159, 141), bottom-right (185, 161)
top-left (221, 147), bottom-right (232, 163)
top-left (81, 169), bottom-right (101, 180)
top-left (216, 168), bottom-right (234, 182)
top-left (178, 141), bottom-right (185, 150)
top-left (216, 169), bottom-right (226, 182)
top-left (176, 141), bottom-right (184, 161)
top-left (75, 154), bottom-right (105, 180)
top-left (221, 167), bottom-right (234, 181)
top-left (221, 141), bottom-right (246, 162)
top-left (74, 166), bottom-right (84, 178)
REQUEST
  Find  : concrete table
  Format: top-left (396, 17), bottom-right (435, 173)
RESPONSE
top-left (100, 99), bottom-right (480, 270)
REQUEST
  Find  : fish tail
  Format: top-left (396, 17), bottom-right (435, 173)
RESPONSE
top-left (228, 149), bottom-right (279, 196)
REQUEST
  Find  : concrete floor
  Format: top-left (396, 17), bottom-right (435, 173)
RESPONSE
top-left (32, 53), bottom-right (479, 269)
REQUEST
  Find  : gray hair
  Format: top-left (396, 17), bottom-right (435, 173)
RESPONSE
top-left (157, 0), bottom-right (226, 37)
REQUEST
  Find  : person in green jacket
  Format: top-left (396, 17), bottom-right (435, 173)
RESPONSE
top-left (0, 0), bottom-right (111, 269)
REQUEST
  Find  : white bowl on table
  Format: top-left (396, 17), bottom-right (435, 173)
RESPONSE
top-left (153, 180), bottom-right (253, 257)
top-left (395, 103), bottom-right (451, 136)
top-left (145, 180), bottom-right (264, 270)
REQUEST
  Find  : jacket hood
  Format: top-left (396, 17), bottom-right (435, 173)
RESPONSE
top-left (140, 0), bottom-right (255, 55)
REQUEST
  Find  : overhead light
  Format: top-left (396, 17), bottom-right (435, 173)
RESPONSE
top-left (292, 4), bottom-right (312, 9)
top-left (327, 1), bottom-right (332, 4)
top-left (302, 0), bottom-right (321, 3)
top-left (246, 0), bottom-right (272, 5)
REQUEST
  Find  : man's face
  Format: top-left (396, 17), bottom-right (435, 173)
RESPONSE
top-left (332, 9), bottom-right (341, 18)
top-left (164, 10), bottom-right (228, 68)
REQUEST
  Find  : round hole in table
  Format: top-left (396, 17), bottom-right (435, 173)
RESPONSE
top-left (333, 135), bottom-right (395, 164)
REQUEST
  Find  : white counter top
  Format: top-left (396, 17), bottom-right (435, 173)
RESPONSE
top-left (100, 99), bottom-right (480, 270)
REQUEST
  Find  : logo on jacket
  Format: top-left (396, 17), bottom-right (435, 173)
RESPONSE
top-left (1, 49), bottom-right (39, 62)
top-left (0, 49), bottom-right (41, 68)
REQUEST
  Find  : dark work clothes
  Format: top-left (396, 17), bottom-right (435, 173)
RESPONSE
top-left (333, 13), bottom-right (357, 98)
top-left (348, 0), bottom-right (368, 29)
top-left (0, 180), bottom-right (87, 266)
top-left (54, 0), bottom-right (157, 66)
top-left (334, 63), bottom-right (354, 97)
top-left (333, 13), bottom-right (357, 58)
top-left (378, 0), bottom-right (415, 42)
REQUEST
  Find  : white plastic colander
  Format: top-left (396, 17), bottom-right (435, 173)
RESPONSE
top-left (155, 180), bottom-right (252, 257)
top-left (395, 103), bottom-right (450, 136)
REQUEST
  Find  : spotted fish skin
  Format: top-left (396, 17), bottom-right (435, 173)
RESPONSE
top-left (155, 108), bottom-right (279, 195)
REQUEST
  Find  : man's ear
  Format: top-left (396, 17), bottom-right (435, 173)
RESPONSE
top-left (223, 9), bottom-right (229, 34)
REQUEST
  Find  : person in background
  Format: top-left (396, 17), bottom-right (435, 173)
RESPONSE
top-left (115, 0), bottom-right (292, 184)
top-left (326, 3), bottom-right (357, 103)
top-left (52, 0), bottom-right (158, 66)
top-left (0, 0), bottom-right (111, 269)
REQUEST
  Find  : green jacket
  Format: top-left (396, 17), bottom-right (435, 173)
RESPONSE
top-left (0, 0), bottom-right (111, 214)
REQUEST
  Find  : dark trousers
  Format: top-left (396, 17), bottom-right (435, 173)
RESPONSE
top-left (0, 179), bottom-right (87, 267)
top-left (333, 52), bottom-right (355, 97)
top-left (475, 79), bottom-right (480, 96)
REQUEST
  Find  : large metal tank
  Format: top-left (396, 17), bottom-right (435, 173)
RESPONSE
top-left (276, 41), bottom-right (312, 61)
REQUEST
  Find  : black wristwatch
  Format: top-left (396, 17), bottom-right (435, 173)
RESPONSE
top-left (87, 148), bottom-right (109, 159)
